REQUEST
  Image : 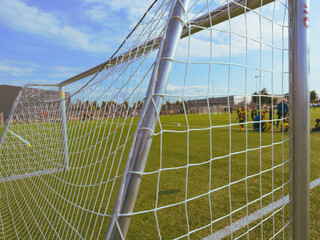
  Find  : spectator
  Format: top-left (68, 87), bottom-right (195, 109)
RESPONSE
top-left (277, 100), bottom-right (288, 128)
top-left (311, 119), bottom-right (320, 132)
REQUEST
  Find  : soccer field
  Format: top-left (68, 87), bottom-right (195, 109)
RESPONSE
top-left (0, 108), bottom-right (319, 239)
top-left (124, 111), bottom-right (291, 239)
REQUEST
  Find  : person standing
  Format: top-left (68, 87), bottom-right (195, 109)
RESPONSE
top-left (238, 106), bottom-right (246, 130)
top-left (276, 100), bottom-right (288, 128)
top-left (251, 106), bottom-right (258, 121)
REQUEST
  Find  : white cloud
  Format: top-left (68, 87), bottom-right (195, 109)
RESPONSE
top-left (44, 66), bottom-right (82, 79)
top-left (84, 4), bottom-right (110, 23)
top-left (0, 0), bottom-right (111, 53)
top-left (83, 0), bottom-right (155, 25)
top-left (0, 58), bottom-right (81, 85)
top-left (166, 84), bottom-right (208, 96)
top-left (0, 64), bottom-right (34, 77)
top-left (175, 4), bottom-right (288, 61)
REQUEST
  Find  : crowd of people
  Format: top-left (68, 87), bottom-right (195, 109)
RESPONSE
top-left (234, 100), bottom-right (320, 133)
top-left (236, 100), bottom-right (289, 132)
top-left (70, 99), bottom-right (320, 133)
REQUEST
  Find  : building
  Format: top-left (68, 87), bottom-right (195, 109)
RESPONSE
top-left (0, 85), bottom-right (21, 120)
top-left (186, 96), bottom-right (235, 113)
top-left (160, 96), bottom-right (236, 114)
top-left (0, 85), bottom-right (70, 120)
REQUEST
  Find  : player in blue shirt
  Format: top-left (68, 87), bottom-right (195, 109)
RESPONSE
top-left (276, 100), bottom-right (288, 128)
top-left (251, 106), bottom-right (258, 121)
top-left (253, 114), bottom-right (262, 131)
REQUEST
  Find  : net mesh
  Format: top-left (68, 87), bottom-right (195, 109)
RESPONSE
top-left (0, 0), bottom-right (291, 239)
top-left (0, 113), bottom-right (3, 128)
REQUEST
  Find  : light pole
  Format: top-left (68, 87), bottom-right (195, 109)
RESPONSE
top-left (255, 75), bottom-right (259, 93)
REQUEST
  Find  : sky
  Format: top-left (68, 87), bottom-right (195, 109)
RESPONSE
top-left (0, 0), bottom-right (155, 86)
top-left (0, 0), bottom-right (319, 96)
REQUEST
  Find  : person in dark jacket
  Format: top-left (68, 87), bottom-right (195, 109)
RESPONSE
top-left (276, 100), bottom-right (288, 128)
top-left (251, 106), bottom-right (258, 121)
top-left (311, 119), bottom-right (320, 132)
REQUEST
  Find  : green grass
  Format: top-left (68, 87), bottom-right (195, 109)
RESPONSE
top-left (0, 109), bottom-right (319, 239)
top-left (126, 113), bottom-right (291, 239)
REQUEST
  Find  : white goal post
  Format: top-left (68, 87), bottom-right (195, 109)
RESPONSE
top-left (0, 0), bottom-right (309, 239)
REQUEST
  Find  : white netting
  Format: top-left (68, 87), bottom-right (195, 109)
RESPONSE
top-left (0, 113), bottom-right (3, 128)
top-left (0, 0), bottom-right (291, 239)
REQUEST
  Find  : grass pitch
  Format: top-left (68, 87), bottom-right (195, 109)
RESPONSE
top-left (0, 108), bottom-right (319, 239)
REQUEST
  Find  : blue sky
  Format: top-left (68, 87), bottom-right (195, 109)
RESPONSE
top-left (0, 0), bottom-right (319, 95)
top-left (0, 0), bottom-right (154, 86)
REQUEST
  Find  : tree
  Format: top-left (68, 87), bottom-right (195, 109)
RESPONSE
top-left (76, 99), bottom-right (82, 111)
top-left (92, 100), bottom-right (99, 110)
top-left (123, 100), bottom-right (129, 110)
top-left (310, 90), bottom-right (318, 103)
top-left (137, 100), bottom-right (143, 109)
top-left (101, 101), bottom-right (107, 110)
top-left (131, 101), bottom-right (142, 110)
top-left (183, 100), bottom-right (187, 106)
top-left (273, 97), bottom-right (278, 105)
top-left (252, 92), bottom-right (259, 104)
top-left (252, 88), bottom-right (273, 105)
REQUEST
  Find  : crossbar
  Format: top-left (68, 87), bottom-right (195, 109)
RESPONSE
top-left (58, 0), bottom-right (273, 87)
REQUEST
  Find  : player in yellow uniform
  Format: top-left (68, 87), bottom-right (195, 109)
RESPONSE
top-left (251, 106), bottom-right (258, 121)
top-left (262, 110), bottom-right (273, 132)
top-left (281, 119), bottom-right (289, 132)
top-left (263, 122), bottom-right (272, 132)
top-left (236, 106), bottom-right (241, 122)
top-left (238, 106), bottom-right (246, 130)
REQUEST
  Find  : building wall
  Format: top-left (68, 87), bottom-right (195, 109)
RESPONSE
top-left (0, 85), bottom-right (71, 121)
top-left (0, 85), bottom-right (21, 120)
top-left (160, 96), bottom-right (235, 114)
top-left (186, 96), bottom-right (235, 109)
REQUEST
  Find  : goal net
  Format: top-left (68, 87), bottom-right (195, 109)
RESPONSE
top-left (0, 0), bottom-right (296, 239)
top-left (0, 113), bottom-right (3, 128)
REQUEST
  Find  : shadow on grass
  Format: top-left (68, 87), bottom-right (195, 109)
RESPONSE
top-left (158, 189), bottom-right (180, 195)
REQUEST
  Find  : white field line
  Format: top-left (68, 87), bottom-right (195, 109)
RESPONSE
top-left (8, 130), bottom-right (32, 146)
top-left (161, 121), bottom-right (181, 127)
top-left (0, 168), bottom-right (65, 183)
top-left (70, 120), bottom-right (182, 127)
top-left (203, 178), bottom-right (320, 240)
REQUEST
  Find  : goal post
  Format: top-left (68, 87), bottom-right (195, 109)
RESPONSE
top-left (0, 86), bottom-right (68, 181)
top-left (0, 0), bottom-right (310, 239)
top-left (106, 0), bottom-right (190, 238)
top-left (0, 88), bottom-right (24, 147)
top-left (59, 86), bottom-right (70, 170)
top-left (290, 0), bottom-right (310, 238)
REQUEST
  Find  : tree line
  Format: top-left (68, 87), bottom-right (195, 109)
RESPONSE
top-left (252, 88), bottom-right (319, 104)
top-left (68, 88), bottom-right (319, 111)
